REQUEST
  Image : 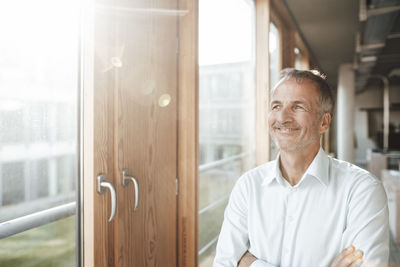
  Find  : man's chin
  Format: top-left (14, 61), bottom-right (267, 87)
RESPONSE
top-left (273, 141), bottom-right (299, 152)
top-left (278, 144), bottom-right (301, 152)
top-left (273, 137), bottom-right (307, 151)
top-left (274, 138), bottom-right (319, 153)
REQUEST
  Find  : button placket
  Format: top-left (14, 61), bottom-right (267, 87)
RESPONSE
top-left (287, 187), bottom-right (298, 223)
top-left (281, 187), bottom-right (296, 264)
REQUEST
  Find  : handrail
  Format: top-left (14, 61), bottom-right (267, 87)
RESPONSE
top-left (199, 152), bottom-right (249, 173)
top-left (198, 153), bottom-right (250, 257)
top-left (0, 202), bottom-right (76, 239)
top-left (199, 235), bottom-right (219, 256)
top-left (199, 195), bottom-right (229, 215)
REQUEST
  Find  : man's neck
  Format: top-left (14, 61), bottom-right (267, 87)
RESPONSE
top-left (279, 143), bottom-right (320, 186)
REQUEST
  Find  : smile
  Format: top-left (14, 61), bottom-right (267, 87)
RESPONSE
top-left (274, 127), bottom-right (300, 133)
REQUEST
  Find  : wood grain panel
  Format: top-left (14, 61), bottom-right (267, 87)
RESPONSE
top-left (87, 6), bottom-right (117, 267)
top-left (112, 1), bottom-right (178, 266)
top-left (255, 0), bottom-right (271, 164)
top-left (177, 0), bottom-right (199, 266)
top-left (282, 28), bottom-right (295, 69)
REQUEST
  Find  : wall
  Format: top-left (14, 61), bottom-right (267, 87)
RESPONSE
top-left (354, 84), bottom-right (400, 167)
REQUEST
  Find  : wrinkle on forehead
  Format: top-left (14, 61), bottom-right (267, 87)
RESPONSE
top-left (271, 78), bottom-right (319, 96)
top-left (270, 80), bottom-right (321, 112)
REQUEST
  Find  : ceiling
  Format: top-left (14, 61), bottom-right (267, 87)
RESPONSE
top-left (283, 0), bottom-right (400, 91)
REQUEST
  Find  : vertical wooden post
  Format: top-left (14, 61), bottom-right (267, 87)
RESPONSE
top-left (255, 0), bottom-right (271, 165)
top-left (82, 3), bottom-right (95, 266)
top-left (177, 0), bottom-right (199, 266)
top-left (282, 27), bottom-right (295, 68)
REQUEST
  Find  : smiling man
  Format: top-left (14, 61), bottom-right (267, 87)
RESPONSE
top-left (213, 69), bottom-right (389, 267)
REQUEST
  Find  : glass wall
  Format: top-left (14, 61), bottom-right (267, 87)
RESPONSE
top-left (269, 21), bottom-right (281, 159)
top-left (0, 0), bottom-right (80, 266)
top-left (198, 0), bottom-right (256, 265)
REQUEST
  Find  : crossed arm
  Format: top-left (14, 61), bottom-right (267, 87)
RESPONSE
top-left (238, 246), bottom-right (364, 267)
top-left (213, 177), bottom-right (389, 267)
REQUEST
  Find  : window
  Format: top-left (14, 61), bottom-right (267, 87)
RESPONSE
top-left (198, 0), bottom-right (256, 265)
top-left (269, 21), bottom-right (281, 159)
top-left (0, 0), bottom-right (80, 265)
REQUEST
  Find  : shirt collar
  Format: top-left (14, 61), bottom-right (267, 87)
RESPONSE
top-left (262, 147), bottom-right (330, 187)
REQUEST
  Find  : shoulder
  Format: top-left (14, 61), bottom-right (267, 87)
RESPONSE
top-left (231, 160), bottom-right (275, 195)
top-left (329, 156), bottom-right (380, 186)
top-left (237, 160), bottom-right (275, 184)
top-left (329, 157), bottom-right (386, 204)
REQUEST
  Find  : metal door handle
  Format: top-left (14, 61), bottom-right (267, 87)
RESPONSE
top-left (97, 174), bottom-right (117, 222)
top-left (122, 169), bottom-right (139, 211)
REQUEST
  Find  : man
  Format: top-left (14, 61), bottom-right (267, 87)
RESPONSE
top-left (213, 69), bottom-right (389, 267)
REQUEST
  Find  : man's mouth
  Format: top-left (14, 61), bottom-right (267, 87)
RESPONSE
top-left (273, 127), bottom-right (300, 133)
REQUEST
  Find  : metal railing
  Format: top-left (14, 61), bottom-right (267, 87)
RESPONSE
top-left (0, 202), bottom-right (76, 239)
top-left (199, 152), bottom-right (249, 173)
top-left (198, 152), bottom-right (250, 256)
top-left (199, 194), bottom-right (229, 215)
top-left (199, 235), bottom-right (219, 256)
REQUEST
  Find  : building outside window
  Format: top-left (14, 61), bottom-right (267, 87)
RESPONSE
top-left (0, 0), bottom-right (80, 266)
top-left (198, 0), bottom-right (256, 265)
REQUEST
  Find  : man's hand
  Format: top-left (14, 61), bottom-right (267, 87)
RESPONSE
top-left (238, 251), bottom-right (257, 267)
top-left (330, 245), bottom-right (364, 267)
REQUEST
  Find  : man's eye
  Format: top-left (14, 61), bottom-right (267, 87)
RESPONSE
top-left (295, 105), bottom-right (304, 110)
top-left (272, 105), bottom-right (280, 110)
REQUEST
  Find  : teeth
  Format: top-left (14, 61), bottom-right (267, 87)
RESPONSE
top-left (275, 128), bottom-right (297, 133)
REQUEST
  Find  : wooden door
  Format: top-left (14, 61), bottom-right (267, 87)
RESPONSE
top-left (90, 0), bottom-right (178, 266)
top-left (114, 1), bottom-right (178, 266)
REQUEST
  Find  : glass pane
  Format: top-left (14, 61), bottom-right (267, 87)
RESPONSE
top-left (0, 0), bottom-right (79, 266)
top-left (0, 217), bottom-right (76, 267)
top-left (198, 0), bottom-right (256, 265)
top-left (269, 22), bottom-right (281, 160)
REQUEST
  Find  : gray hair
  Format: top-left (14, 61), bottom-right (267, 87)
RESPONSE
top-left (273, 68), bottom-right (334, 117)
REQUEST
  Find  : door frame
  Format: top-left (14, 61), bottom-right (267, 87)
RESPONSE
top-left (82, 0), bottom-right (199, 266)
top-left (177, 0), bottom-right (199, 266)
top-left (81, 0), bottom-right (275, 266)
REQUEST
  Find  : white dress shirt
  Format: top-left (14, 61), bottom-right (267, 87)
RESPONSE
top-left (214, 147), bottom-right (389, 267)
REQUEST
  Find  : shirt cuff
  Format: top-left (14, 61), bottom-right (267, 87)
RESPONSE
top-left (250, 259), bottom-right (277, 267)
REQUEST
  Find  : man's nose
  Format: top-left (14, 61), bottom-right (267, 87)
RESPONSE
top-left (276, 106), bottom-right (293, 123)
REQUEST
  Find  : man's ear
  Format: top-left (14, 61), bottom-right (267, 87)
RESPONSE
top-left (320, 113), bottom-right (331, 134)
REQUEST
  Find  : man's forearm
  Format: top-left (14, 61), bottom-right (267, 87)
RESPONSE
top-left (238, 251), bottom-right (257, 267)
top-left (238, 251), bottom-right (278, 267)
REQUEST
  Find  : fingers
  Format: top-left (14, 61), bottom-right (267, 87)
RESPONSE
top-left (343, 249), bottom-right (363, 267)
top-left (331, 246), bottom-right (364, 267)
top-left (331, 246), bottom-right (355, 266)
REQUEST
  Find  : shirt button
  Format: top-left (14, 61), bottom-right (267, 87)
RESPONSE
top-left (288, 215), bottom-right (294, 222)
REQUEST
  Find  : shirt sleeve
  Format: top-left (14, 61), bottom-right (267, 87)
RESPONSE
top-left (341, 178), bottom-right (389, 267)
top-left (213, 176), bottom-right (250, 267)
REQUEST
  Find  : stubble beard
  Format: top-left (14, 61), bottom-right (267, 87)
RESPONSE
top-left (271, 130), bottom-right (319, 152)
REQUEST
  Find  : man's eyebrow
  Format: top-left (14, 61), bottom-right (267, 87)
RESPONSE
top-left (270, 100), bottom-right (309, 105)
top-left (293, 100), bottom-right (308, 105)
top-left (270, 100), bottom-right (281, 105)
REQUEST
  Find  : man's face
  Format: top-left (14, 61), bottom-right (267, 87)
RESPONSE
top-left (268, 79), bottom-right (328, 152)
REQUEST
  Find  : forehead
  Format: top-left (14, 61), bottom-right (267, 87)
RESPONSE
top-left (271, 79), bottom-right (320, 103)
